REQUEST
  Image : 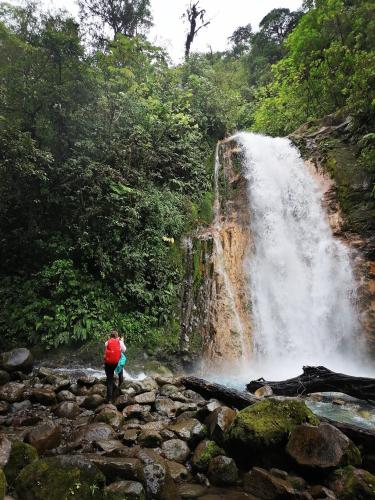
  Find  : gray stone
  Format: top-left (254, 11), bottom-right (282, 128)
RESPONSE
top-left (54, 401), bottom-right (81, 419)
top-left (255, 385), bottom-right (273, 398)
top-left (244, 467), bottom-right (301, 499)
top-left (134, 391), bottom-right (156, 405)
top-left (57, 390), bottom-right (76, 402)
top-left (138, 429), bottom-right (162, 448)
top-left (206, 406), bottom-right (236, 445)
top-left (114, 394), bottom-right (135, 410)
top-left (161, 439), bottom-right (190, 463)
top-left (85, 454), bottom-right (144, 482)
top-left (104, 480), bottom-right (146, 499)
top-left (0, 434), bottom-right (12, 468)
top-left (286, 423), bottom-right (361, 469)
top-left (74, 422), bottom-right (116, 443)
top-left (123, 404), bottom-right (151, 420)
top-left (0, 348), bottom-right (33, 374)
top-left (164, 459), bottom-right (188, 482)
top-left (0, 382), bottom-right (25, 403)
top-left (80, 394), bottom-right (105, 410)
top-left (123, 429), bottom-right (140, 445)
top-left (30, 388), bottom-right (57, 406)
top-left (169, 418), bottom-right (207, 446)
top-left (178, 483), bottom-right (208, 498)
top-left (77, 375), bottom-right (97, 386)
top-left (208, 455), bottom-right (238, 486)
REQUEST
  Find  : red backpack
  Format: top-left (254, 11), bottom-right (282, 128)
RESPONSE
top-left (105, 338), bottom-right (121, 365)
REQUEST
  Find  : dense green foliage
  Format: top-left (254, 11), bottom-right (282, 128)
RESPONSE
top-left (0, 0), bottom-right (373, 350)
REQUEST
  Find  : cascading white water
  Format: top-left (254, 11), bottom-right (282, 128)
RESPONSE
top-left (234, 132), bottom-right (372, 380)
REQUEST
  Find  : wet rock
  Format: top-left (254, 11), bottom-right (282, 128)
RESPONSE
top-left (120, 387), bottom-right (137, 398)
top-left (178, 483), bottom-right (208, 498)
top-left (135, 378), bottom-right (159, 394)
top-left (255, 385), bottom-right (273, 398)
top-left (25, 421), bottom-right (62, 453)
top-left (160, 384), bottom-right (185, 399)
top-left (123, 429), bottom-right (140, 446)
top-left (164, 459), bottom-right (188, 482)
top-left (134, 391), bottom-right (157, 405)
top-left (123, 404), bottom-right (151, 420)
top-left (56, 390), bottom-right (76, 402)
top-left (77, 375), bottom-right (97, 386)
top-left (196, 399), bottom-right (222, 421)
top-left (3, 440), bottom-right (38, 485)
top-left (53, 378), bottom-right (70, 392)
top-left (206, 406), bottom-right (236, 445)
top-left (81, 394), bottom-right (105, 410)
top-left (226, 399), bottom-right (319, 456)
top-left (114, 394), bottom-right (134, 410)
top-left (208, 456), bottom-right (238, 486)
top-left (84, 454), bottom-right (144, 482)
top-left (183, 389), bottom-right (206, 404)
top-left (0, 435), bottom-right (12, 468)
top-left (88, 383), bottom-right (106, 397)
top-left (287, 423), bottom-right (361, 469)
top-left (0, 348), bottom-right (33, 374)
top-left (309, 485), bottom-right (336, 499)
top-left (0, 371), bottom-right (10, 386)
top-left (169, 418), bottom-right (207, 446)
top-left (192, 440), bottom-right (225, 472)
top-left (0, 402), bottom-right (10, 415)
top-left (15, 455), bottom-right (105, 500)
top-left (104, 480), bottom-right (146, 500)
top-left (11, 415), bottom-right (42, 427)
top-left (328, 466), bottom-right (375, 499)
top-left (161, 439), bottom-right (190, 463)
top-left (142, 461), bottom-right (177, 499)
top-left (0, 382), bottom-right (25, 403)
top-left (94, 439), bottom-right (124, 454)
top-left (138, 429), bottom-right (162, 448)
top-left (141, 421), bottom-right (167, 432)
top-left (10, 399), bottom-right (31, 412)
top-left (95, 406), bottom-right (123, 427)
top-left (74, 422), bottom-right (116, 443)
top-left (30, 388), bottom-right (57, 406)
top-left (244, 467), bottom-right (303, 499)
top-left (155, 397), bottom-right (179, 417)
top-left (54, 401), bottom-right (81, 419)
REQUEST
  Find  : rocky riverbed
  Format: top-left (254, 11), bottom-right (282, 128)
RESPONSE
top-left (0, 348), bottom-right (375, 499)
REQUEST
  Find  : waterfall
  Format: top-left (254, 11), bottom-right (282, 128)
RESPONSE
top-left (234, 132), bottom-right (370, 380)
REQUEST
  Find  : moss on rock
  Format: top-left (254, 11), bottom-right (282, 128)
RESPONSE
top-left (226, 399), bottom-right (319, 453)
top-left (15, 456), bottom-right (105, 500)
top-left (192, 440), bottom-right (225, 472)
top-left (4, 440), bottom-right (38, 485)
top-left (0, 469), bottom-right (6, 500)
top-left (330, 466), bottom-right (375, 499)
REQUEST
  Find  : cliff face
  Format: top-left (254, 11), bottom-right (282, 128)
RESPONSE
top-left (290, 114), bottom-right (375, 353)
top-left (180, 142), bottom-right (252, 367)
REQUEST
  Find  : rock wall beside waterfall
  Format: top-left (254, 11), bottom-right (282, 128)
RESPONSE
top-left (290, 114), bottom-right (375, 354)
top-left (180, 142), bottom-right (252, 366)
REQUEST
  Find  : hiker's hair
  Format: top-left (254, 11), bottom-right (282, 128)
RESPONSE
top-left (110, 330), bottom-right (119, 338)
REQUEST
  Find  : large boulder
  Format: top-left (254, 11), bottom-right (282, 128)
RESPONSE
top-left (3, 440), bottom-right (38, 485)
top-left (29, 388), bottom-right (57, 406)
top-left (168, 418), bottom-right (207, 446)
top-left (225, 399), bottom-right (319, 462)
top-left (287, 423), bottom-right (361, 469)
top-left (73, 423), bottom-right (116, 443)
top-left (244, 467), bottom-right (306, 499)
top-left (25, 421), bottom-right (62, 453)
top-left (54, 401), bottom-right (81, 419)
top-left (0, 382), bottom-right (25, 403)
top-left (15, 456), bottom-right (105, 500)
top-left (138, 449), bottom-right (178, 500)
top-left (104, 480), bottom-right (146, 500)
top-left (0, 348), bottom-right (33, 374)
top-left (192, 440), bottom-right (225, 472)
top-left (328, 466), bottom-right (375, 499)
top-left (84, 455), bottom-right (144, 483)
top-left (80, 394), bottom-right (105, 410)
top-left (206, 406), bottom-right (236, 445)
top-left (161, 439), bottom-right (190, 464)
top-left (207, 455), bottom-right (238, 486)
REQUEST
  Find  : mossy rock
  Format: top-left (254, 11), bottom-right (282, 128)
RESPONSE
top-left (192, 440), bottom-right (225, 472)
top-left (15, 456), bottom-right (105, 500)
top-left (226, 399), bottom-right (319, 454)
top-left (0, 469), bottom-right (6, 500)
top-left (329, 466), bottom-right (375, 499)
top-left (4, 440), bottom-right (38, 485)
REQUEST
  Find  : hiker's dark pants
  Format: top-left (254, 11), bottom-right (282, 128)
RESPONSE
top-left (104, 363), bottom-right (124, 402)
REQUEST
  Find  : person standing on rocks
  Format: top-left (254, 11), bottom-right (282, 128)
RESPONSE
top-left (104, 330), bottom-right (126, 402)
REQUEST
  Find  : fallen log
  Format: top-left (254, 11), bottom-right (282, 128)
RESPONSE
top-left (181, 376), bottom-right (258, 409)
top-left (246, 366), bottom-right (375, 402)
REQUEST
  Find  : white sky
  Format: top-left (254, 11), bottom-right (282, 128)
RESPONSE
top-left (11, 0), bottom-right (302, 62)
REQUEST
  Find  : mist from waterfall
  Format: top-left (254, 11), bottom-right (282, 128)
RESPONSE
top-left (233, 132), bottom-right (372, 380)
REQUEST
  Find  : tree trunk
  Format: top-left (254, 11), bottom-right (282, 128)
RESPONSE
top-left (246, 366), bottom-right (375, 402)
top-left (181, 376), bottom-right (258, 409)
